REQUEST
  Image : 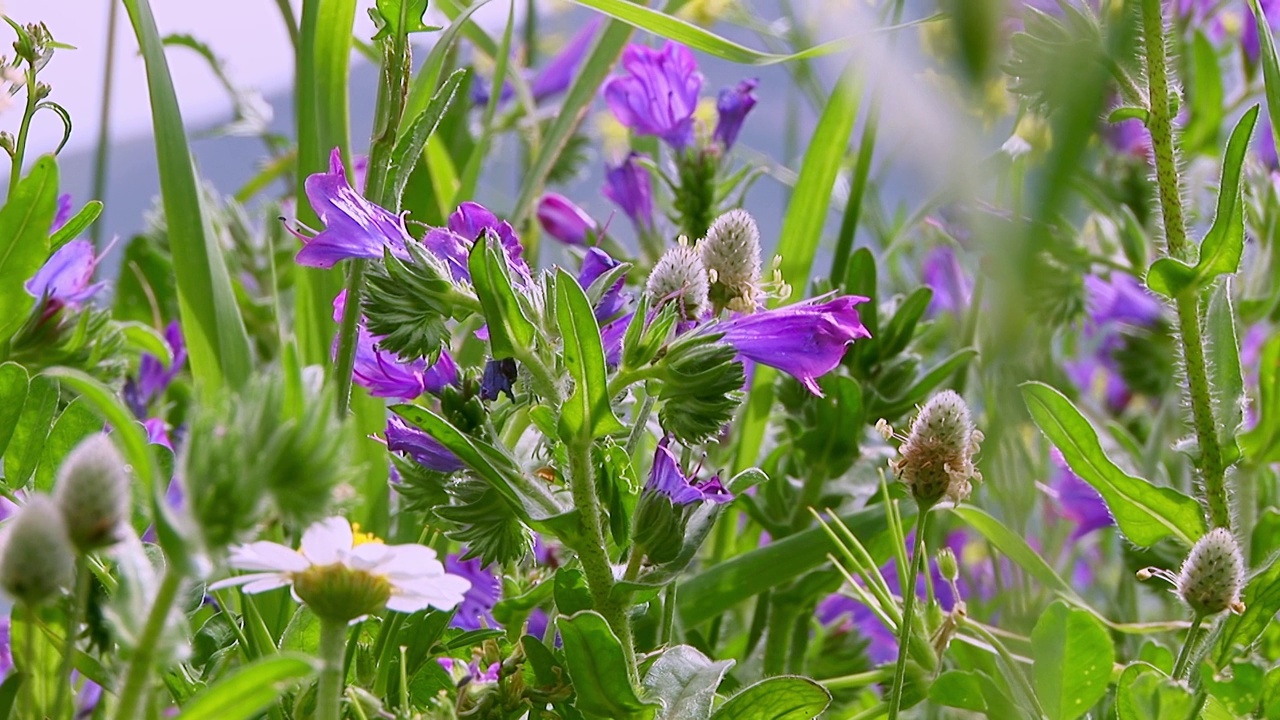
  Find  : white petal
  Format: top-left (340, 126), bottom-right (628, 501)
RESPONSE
top-left (241, 575), bottom-right (293, 594)
top-left (208, 572), bottom-right (286, 592)
top-left (384, 593), bottom-right (432, 614)
top-left (300, 517), bottom-right (352, 565)
top-left (227, 541), bottom-right (309, 573)
top-left (392, 573), bottom-right (471, 611)
top-left (348, 543), bottom-right (394, 571)
top-left (375, 544), bottom-right (444, 579)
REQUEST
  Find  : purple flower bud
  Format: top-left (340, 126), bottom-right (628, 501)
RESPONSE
top-left (645, 436), bottom-right (732, 505)
top-left (537, 193), bottom-right (597, 246)
top-left (295, 148), bottom-right (411, 268)
top-left (578, 248), bottom-right (628, 322)
top-left (1083, 273), bottom-right (1161, 330)
top-left (447, 202), bottom-right (531, 284)
top-left (604, 41), bottom-right (703, 150)
top-left (529, 19), bottom-right (604, 102)
top-left (143, 418), bottom-right (174, 451)
top-left (445, 553), bottom-right (501, 630)
top-left (25, 239), bottom-right (108, 311)
top-left (604, 153), bottom-right (655, 232)
top-left (136, 321), bottom-right (187, 408)
top-left (481, 358), bottom-right (518, 402)
top-left (709, 296), bottom-right (872, 396)
top-left (922, 246), bottom-right (973, 317)
top-left (51, 193), bottom-right (73, 233)
top-left (385, 415), bottom-right (465, 473)
top-left (713, 79), bottom-right (758, 151)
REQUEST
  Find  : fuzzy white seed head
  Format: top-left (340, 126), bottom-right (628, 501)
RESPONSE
top-left (647, 241), bottom-right (710, 320)
top-left (891, 390), bottom-right (983, 506)
top-left (54, 434), bottom-right (132, 552)
top-left (701, 209), bottom-right (762, 312)
top-left (1176, 528), bottom-right (1245, 616)
top-left (0, 495), bottom-right (75, 605)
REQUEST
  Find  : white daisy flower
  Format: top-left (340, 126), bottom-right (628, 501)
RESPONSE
top-left (210, 517), bottom-right (470, 622)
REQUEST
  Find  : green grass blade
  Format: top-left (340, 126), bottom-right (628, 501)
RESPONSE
top-left (0, 155), bottom-right (57, 345)
top-left (122, 0), bottom-right (252, 394)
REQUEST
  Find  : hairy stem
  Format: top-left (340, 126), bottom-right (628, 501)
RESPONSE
top-left (1140, 0), bottom-right (1230, 529)
top-left (112, 567), bottom-right (183, 720)
top-left (52, 556), bottom-right (90, 720)
top-left (7, 63), bottom-right (39, 201)
top-left (887, 507), bottom-right (930, 720)
top-left (316, 617), bottom-right (349, 720)
top-left (1171, 613), bottom-right (1206, 681)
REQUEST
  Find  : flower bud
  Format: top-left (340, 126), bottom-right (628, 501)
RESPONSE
top-left (646, 242), bottom-right (709, 321)
top-left (1177, 528), bottom-right (1245, 616)
top-left (631, 491), bottom-right (687, 565)
top-left (536, 193), bottom-right (596, 246)
top-left (292, 562), bottom-right (393, 624)
top-left (0, 495), bottom-right (75, 605)
top-left (891, 390), bottom-right (984, 506)
top-left (937, 547), bottom-right (959, 583)
top-left (53, 434), bottom-right (131, 552)
top-left (701, 209), bottom-right (762, 313)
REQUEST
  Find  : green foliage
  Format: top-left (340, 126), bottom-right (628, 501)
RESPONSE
top-left (175, 654), bottom-right (317, 720)
top-left (655, 334), bottom-right (745, 445)
top-left (470, 234), bottom-right (536, 361)
top-left (708, 676), bottom-right (831, 720)
top-left (555, 269), bottom-right (626, 443)
top-left (371, 0), bottom-right (436, 39)
top-left (559, 611), bottom-right (660, 719)
top-left (1031, 601), bottom-right (1114, 720)
top-left (0, 155), bottom-right (57, 345)
top-left (363, 243), bottom-right (462, 360)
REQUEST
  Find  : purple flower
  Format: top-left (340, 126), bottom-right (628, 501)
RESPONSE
top-left (438, 658), bottom-right (500, 683)
top-left (25, 239), bottom-right (108, 311)
top-left (445, 553), bottom-right (501, 630)
top-left (1084, 273), bottom-right (1161, 330)
top-left (1107, 116), bottom-right (1150, 158)
top-left (1244, 0), bottom-right (1280, 65)
top-left (604, 152), bottom-right (655, 233)
top-left (1257, 115), bottom-right (1279, 171)
top-left (294, 148), bottom-right (410, 269)
top-left (922, 246), bottom-right (973, 317)
top-left (578, 248), bottom-right (628, 322)
top-left (709, 296), bottom-right (872, 396)
top-left (52, 193), bottom-right (73, 234)
top-left (537, 193), bottom-right (597, 246)
top-left (646, 436), bottom-right (732, 505)
top-left (136, 321), bottom-right (187, 407)
top-left (385, 415), bottom-right (465, 473)
top-left (713, 79), bottom-right (758, 151)
top-left (1047, 448), bottom-right (1113, 539)
top-left (144, 418), bottom-right (174, 451)
top-left (604, 42), bottom-right (703, 150)
top-left (474, 19), bottom-right (603, 106)
top-left (480, 358), bottom-right (518, 402)
top-left (447, 202), bottom-right (532, 285)
top-left (0, 616), bottom-right (11, 679)
top-left (332, 291), bottom-right (456, 400)
top-left (816, 594), bottom-right (898, 665)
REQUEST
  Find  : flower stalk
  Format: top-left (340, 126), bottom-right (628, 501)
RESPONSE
top-left (112, 566), bottom-right (184, 720)
top-left (51, 556), bottom-right (90, 720)
top-left (1139, 0), bottom-right (1230, 529)
top-left (1171, 613), bottom-right (1206, 681)
top-left (887, 505), bottom-right (931, 720)
top-left (316, 617), bottom-right (349, 720)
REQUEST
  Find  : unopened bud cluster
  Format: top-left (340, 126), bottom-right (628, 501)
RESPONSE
top-left (0, 434), bottom-right (132, 606)
top-left (1176, 528), bottom-right (1245, 616)
top-left (647, 240), bottom-right (709, 321)
top-left (701, 209), bottom-right (762, 313)
top-left (887, 391), bottom-right (984, 505)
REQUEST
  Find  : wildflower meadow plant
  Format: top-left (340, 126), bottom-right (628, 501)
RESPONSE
top-left (2, 0), bottom-right (1280, 718)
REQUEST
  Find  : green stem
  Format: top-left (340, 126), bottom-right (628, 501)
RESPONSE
top-left (316, 617), bottom-right (349, 720)
top-left (821, 666), bottom-right (895, 691)
top-left (90, 0), bottom-right (119, 248)
top-left (333, 260), bottom-right (367, 415)
top-left (112, 566), bottom-right (184, 720)
top-left (273, 0), bottom-right (300, 50)
top-left (1140, 0), bottom-right (1230, 529)
top-left (7, 63), bottom-right (39, 201)
top-left (52, 556), bottom-right (89, 720)
top-left (566, 440), bottom-right (634, 675)
top-left (762, 597), bottom-right (798, 676)
top-left (1171, 613), bottom-right (1206, 681)
top-left (887, 507), bottom-right (930, 720)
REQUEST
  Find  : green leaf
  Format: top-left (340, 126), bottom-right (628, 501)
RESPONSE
top-left (1240, 334), bottom-right (1280, 464)
top-left (1021, 381), bottom-right (1205, 547)
top-left (1146, 105), bottom-right (1258, 298)
top-left (1215, 552), bottom-right (1280, 666)
top-left (0, 675), bottom-right (20, 720)
top-left (1107, 106), bottom-right (1148, 124)
top-left (1206, 280), bottom-right (1244, 466)
top-left (555, 269), bottom-right (626, 443)
top-left (558, 611), bottom-right (658, 720)
top-left (642, 645), bottom-right (734, 720)
top-left (678, 505), bottom-right (894, 627)
top-left (1031, 601), bottom-right (1114, 720)
top-left (0, 155), bottom-right (57, 345)
top-left (34, 399), bottom-right (102, 492)
top-left (372, 0), bottom-right (435, 39)
top-left (122, 0), bottom-right (253, 394)
top-left (1249, 0), bottom-right (1280, 168)
top-left (708, 676), bottom-right (830, 720)
top-left (48, 200), bottom-right (102, 252)
top-left (402, 1), bottom-right (490, 132)
top-left (571, 0), bottom-right (872, 65)
top-left (1182, 30), bottom-right (1224, 154)
top-left (929, 670), bottom-right (988, 712)
top-left (389, 68), bottom-right (467, 207)
top-left (0, 363), bottom-right (30, 460)
top-left (390, 404), bottom-right (569, 521)
top-left (175, 654), bottom-right (317, 720)
top-left (468, 235), bottom-right (536, 360)
top-left (3, 375), bottom-right (58, 489)
top-left (735, 65), bottom-right (860, 473)
top-left (10, 607), bottom-right (62, 717)
top-left (1200, 658), bottom-right (1267, 717)
top-left (554, 568), bottom-right (594, 616)
top-left (879, 288), bottom-right (933, 359)
top-left (117, 321), bottom-right (174, 366)
top-left (1116, 663), bottom-right (1195, 720)
top-left (950, 506), bottom-right (1080, 602)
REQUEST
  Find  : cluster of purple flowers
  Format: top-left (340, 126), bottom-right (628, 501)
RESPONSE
top-left (1065, 273), bottom-right (1163, 411)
